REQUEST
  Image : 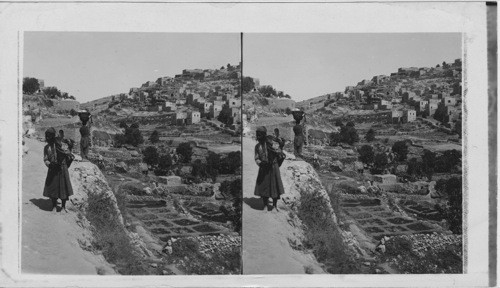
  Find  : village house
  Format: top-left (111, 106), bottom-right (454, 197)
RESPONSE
top-left (231, 107), bottom-right (241, 123)
top-left (210, 104), bottom-right (222, 119)
top-left (416, 100), bottom-right (428, 113)
top-left (391, 109), bottom-right (404, 123)
top-left (445, 106), bottom-right (461, 123)
top-left (157, 76), bottom-right (173, 86)
top-left (379, 99), bottom-right (392, 110)
top-left (186, 93), bottom-right (200, 105)
top-left (426, 101), bottom-right (439, 117)
top-left (443, 96), bottom-right (457, 107)
top-left (227, 97), bottom-right (240, 108)
top-left (173, 111), bottom-right (187, 125)
top-left (186, 110), bottom-right (201, 125)
top-left (163, 101), bottom-right (176, 112)
top-left (213, 100), bottom-right (225, 107)
top-left (202, 102), bottom-right (212, 113)
top-left (403, 109), bottom-right (416, 123)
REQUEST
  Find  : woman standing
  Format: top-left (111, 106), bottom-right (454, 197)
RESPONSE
top-left (79, 111), bottom-right (91, 160)
top-left (43, 127), bottom-right (74, 212)
top-left (254, 126), bottom-right (285, 211)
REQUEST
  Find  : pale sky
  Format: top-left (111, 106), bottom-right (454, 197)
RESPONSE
top-left (24, 32), bottom-right (240, 103)
top-left (243, 33), bottom-right (462, 102)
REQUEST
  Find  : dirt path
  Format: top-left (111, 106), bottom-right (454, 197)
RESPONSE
top-left (21, 138), bottom-right (113, 274)
top-left (242, 136), bottom-right (321, 274)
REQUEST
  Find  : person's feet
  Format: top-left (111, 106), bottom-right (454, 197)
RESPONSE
top-left (61, 207), bottom-right (68, 213)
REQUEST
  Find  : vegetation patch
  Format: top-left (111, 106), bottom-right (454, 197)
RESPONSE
top-left (86, 191), bottom-right (150, 275)
top-left (168, 237), bottom-right (241, 275)
top-left (297, 189), bottom-right (361, 274)
top-left (379, 234), bottom-right (462, 273)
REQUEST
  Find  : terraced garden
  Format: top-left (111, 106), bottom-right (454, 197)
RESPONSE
top-left (341, 197), bottom-right (442, 239)
top-left (126, 195), bottom-right (232, 244)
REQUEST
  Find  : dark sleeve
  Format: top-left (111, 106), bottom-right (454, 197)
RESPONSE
top-left (254, 144), bottom-right (262, 166)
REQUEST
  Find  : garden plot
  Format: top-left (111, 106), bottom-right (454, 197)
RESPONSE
top-left (399, 199), bottom-right (444, 221)
top-left (341, 197), bottom-right (442, 239)
top-left (126, 196), bottom-right (231, 244)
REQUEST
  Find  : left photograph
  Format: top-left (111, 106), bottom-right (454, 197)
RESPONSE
top-left (21, 32), bottom-right (242, 275)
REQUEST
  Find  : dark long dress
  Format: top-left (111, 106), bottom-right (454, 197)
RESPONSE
top-left (43, 143), bottom-right (74, 200)
top-left (293, 124), bottom-right (305, 156)
top-left (254, 141), bottom-right (285, 199)
top-left (80, 125), bottom-right (90, 159)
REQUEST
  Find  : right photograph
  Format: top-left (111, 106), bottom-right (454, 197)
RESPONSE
top-left (241, 33), bottom-right (464, 275)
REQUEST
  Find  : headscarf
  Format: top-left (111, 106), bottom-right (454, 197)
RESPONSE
top-left (256, 126), bottom-right (267, 141)
top-left (45, 127), bottom-right (56, 144)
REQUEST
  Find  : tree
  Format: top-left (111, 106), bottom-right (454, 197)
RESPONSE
top-left (219, 151), bottom-right (241, 174)
top-left (392, 141), bottom-right (409, 161)
top-left (206, 151), bottom-right (221, 179)
top-left (340, 125), bottom-right (359, 145)
top-left (176, 142), bottom-right (193, 163)
top-left (130, 123), bottom-right (139, 129)
top-left (227, 63), bottom-right (231, 69)
top-left (22, 77), bottom-right (40, 94)
top-left (125, 126), bottom-right (144, 147)
top-left (372, 153), bottom-right (388, 174)
top-left (407, 158), bottom-right (423, 177)
top-left (242, 77), bottom-right (255, 93)
top-left (365, 128), bottom-right (375, 142)
top-left (421, 149), bottom-right (436, 180)
top-left (358, 145), bottom-right (374, 165)
top-left (191, 159), bottom-right (208, 179)
top-left (158, 154), bottom-right (173, 171)
top-left (435, 149), bottom-right (461, 173)
top-left (335, 119), bottom-right (344, 127)
top-left (346, 121), bottom-right (355, 127)
top-left (149, 130), bottom-right (160, 144)
top-left (229, 71), bottom-right (239, 79)
top-left (220, 66), bottom-right (225, 70)
top-left (285, 107), bottom-right (292, 115)
top-left (433, 103), bottom-right (447, 123)
top-left (43, 87), bottom-right (61, 99)
top-left (284, 94), bottom-right (291, 99)
top-left (143, 146), bottom-right (159, 167)
top-left (258, 85), bottom-right (276, 97)
top-left (69, 109), bottom-right (78, 117)
top-left (217, 105), bottom-right (233, 126)
top-left (69, 95), bottom-right (76, 100)
top-left (435, 177), bottom-right (462, 234)
top-left (436, 64), bottom-right (440, 68)
top-left (62, 92), bottom-right (69, 99)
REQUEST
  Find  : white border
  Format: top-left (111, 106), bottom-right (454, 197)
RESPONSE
top-left (0, 2), bottom-right (489, 287)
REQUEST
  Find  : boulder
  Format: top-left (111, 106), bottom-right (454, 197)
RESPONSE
top-left (330, 160), bottom-right (344, 172)
top-left (130, 150), bottom-right (140, 157)
top-left (114, 161), bottom-right (128, 173)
